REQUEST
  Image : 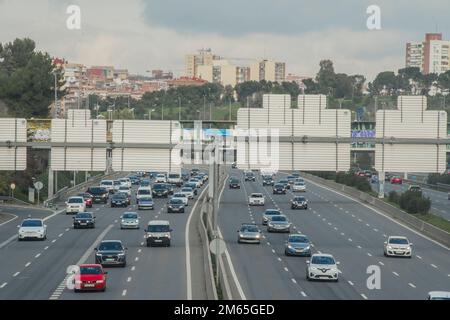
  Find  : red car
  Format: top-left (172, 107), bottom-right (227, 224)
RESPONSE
top-left (74, 264), bottom-right (107, 292)
top-left (390, 177), bottom-right (403, 184)
top-left (78, 193), bottom-right (93, 208)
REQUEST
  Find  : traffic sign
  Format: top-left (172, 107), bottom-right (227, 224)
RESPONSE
top-left (34, 181), bottom-right (44, 190)
top-left (10, 183), bottom-right (16, 190)
top-left (209, 238), bottom-right (226, 255)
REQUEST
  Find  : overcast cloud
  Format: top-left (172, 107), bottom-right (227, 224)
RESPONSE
top-left (0, 0), bottom-right (449, 80)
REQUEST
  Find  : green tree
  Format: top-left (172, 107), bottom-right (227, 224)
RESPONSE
top-left (369, 71), bottom-right (397, 95)
top-left (316, 60), bottom-right (336, 95)
top-left (0, 38), bottom-right (66, 118)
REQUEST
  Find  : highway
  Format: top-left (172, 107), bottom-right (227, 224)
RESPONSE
top-left (218, 168), bottom-right (450, 300)
top-left (371, 180), bottom-right (450, 221)
top-left (0, 177), bottom-right (207, 300)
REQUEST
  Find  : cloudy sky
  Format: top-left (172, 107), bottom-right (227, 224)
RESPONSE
top-left (0, 0), bottom-right (449, 80)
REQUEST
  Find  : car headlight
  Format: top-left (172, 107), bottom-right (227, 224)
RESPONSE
top-left (255, 234), bottom-right (261, 239)
top-left (304, 246), bottom-right (310, 250)
top-left (387, 245), bottom-right (393, 250)
top-left (287, 245), bottom-right (294, 249)
top-left (118, 253), bottom-right (125, 256)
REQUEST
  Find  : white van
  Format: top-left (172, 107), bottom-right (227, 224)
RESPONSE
top-left (136, 187), bottom-right (152, 201)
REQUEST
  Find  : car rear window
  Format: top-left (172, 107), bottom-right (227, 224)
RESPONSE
top-left (69, 198), bottom-right (83, 203)
top-left (80, 266), bottom-right (102, 275)
top-left (101, 181), bottom-right (112, 186)
top-left (389, 238), bottom-right (409, 245)
top-left (138, 189), bottom-right (151, 195)
top-left (88, 187), bottom-right (107, 194)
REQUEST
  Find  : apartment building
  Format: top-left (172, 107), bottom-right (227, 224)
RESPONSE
top-left (406, 33), bottom-right (450, 74)
top-left (250, 59), bottom-right (286, 82)
top-left (185, 48), bottom-right (220, 78)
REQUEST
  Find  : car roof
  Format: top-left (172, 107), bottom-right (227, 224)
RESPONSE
top-left (148, 220), bottom-right (170, 225)
top-left (388, 236), bottom-right (408, 240)
top-left (22, 218), bottom-right (44, 222)
top-left (76, 212), bottom-right (93, 215)
top-left (289, 233), bottom-right (308, 238)
top-left (265, 209), bottom-right (281, 214)
top-left (100, 240), bottom-right (123, 244)
top-left (250, 193), bottom-right (263, 196)
top-left (69, 196), bottom-right (84, 199)
top-left (428, 291), bottom-right (450, 297)
top-left (79, 264), bottom-right (102, 268)
top-left (311, 253), bottom-right (334, 258)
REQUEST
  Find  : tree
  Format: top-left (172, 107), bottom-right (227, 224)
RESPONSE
top-left (302, 78), bottom-right (319, 94)
top-left (437, 70), bottom-right (450, 93)
top-left (369, 71), bottom-right (397, 95)
top-left (316, 60), bottom-right (336, 95)
top-left (0, 38), bottom-right (66, 118)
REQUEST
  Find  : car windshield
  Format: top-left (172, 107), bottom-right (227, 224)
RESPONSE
top-left (287, 176), bottom-right (295, 180)
top-left (241, 225), bottom-right (259, 232)
top-left (389, 238), bottom-right (409, 245)
top-left (157, 175), bottom-right (165, 178)
top-left (174, 194), bottom-right (185, 198)
top-left (138, 189), bottom-right (151, 195)
top-left (294, 197), bottom-right (306, 201)
top-left (140, 197), bottom-right (153, 202)
top-left (279, 180), bottom-right (288, 184)
top-left (147, 225), bottom-right (170, 232)
top-left (295, 182), bottom-right (305, 186)
top-left (169, 174), bottom-right (180, 178)
top-left (140, 181), bottom-right (150, 186)
top-left (271, 216), bottom-right (287, 222)
top-left (102, 181), bottom-right (112, 186)
top-left (153, 184), bottom-right (166, 190)
top-left (251, 194), bottom-right (263, 198)
top-left (21, 220), bottom-right (42, 227)
top-left (68, 198), bottom-right (83, 203)
top-left (265, 210), bottom-right (281, 216)
top-left (113, 181), bottom-right (121, 185)
top-left (76, 213), bottom-right (92, 219)
top-left (122, 213), bottom-right (138, 219)
top-left (98, 242), bottom-right (123, 251)
top-left (289, 235), bottom-right (309, 243)
top-left (119, 186), bottom-right (128, 190)
top-left (182, 188), bottom-right (192, 192)
top-left (113, 193), bottom-right (127, 199)
top-left (230, 179), bottom-right (239, 183)
top-left (311, 256), bottom-right (335, 265)
top-left (88, 187), bottom-right (106, 194)
top-left (274, 184), bottom-right (284, 188)
top-left (80, 266), bottom-right (103, 275)
top-left (170, 199), bottom-right (183, 204)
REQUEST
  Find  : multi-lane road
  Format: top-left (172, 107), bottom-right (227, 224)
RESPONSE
top-left (1, 168), bottom-right (450, 300)
top-left (219, 168), bottom-right (450, 300)
top-left (0, 179), bottom-right (208, 300)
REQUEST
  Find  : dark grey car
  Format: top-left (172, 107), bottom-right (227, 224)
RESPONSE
top-left (95, 240), bottom-right (127, 267)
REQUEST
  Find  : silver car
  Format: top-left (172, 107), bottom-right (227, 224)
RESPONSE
top-left (120, 212), bottom-right (140, 229)
top-left (285, 234), bottom-right (312, 256)
top-left (262, 209), bottom-right (282, 225)
top-left (384, 236), bottom-right (413, 258)
top-left (267, 215), bottom-right (291, 233)
top-left (237, 224), bottom-right (262, 244)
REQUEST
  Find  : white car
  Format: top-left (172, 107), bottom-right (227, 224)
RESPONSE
top-left (248, 193), bottom-right (265, 206)
top-left (136, 187), bottom-right (152, 201)
top-left (113, 180), bottom-right (122, 192)
top-left (18, 218), bottom-right (47, 241)
top-left (167, 173), bottom-right (182, 186)
top-left (118, 185), bottom-right (131, 197)
top-left (427, 291), bottom-right (450, 300)
top-left (188, 179), bottom-right (202, 188)
top-left (66, 196), bottom-right (86, 214)
top-left (384, 236), bottom-right (413, 258)
top-left (100, 180), bottom-right (114, 193)
top-left (180, 187), bottom-right (194, 199)
top-left (155, 174), bottom-right (167, 183)
top-left (119, 178), bottom-right (131, 188)
top-left (172, 193), bottom-right (188, 206)
top-left (306, 254), bottom-right (340, 282)
top-left (292, 181), bottom-right (306, 192)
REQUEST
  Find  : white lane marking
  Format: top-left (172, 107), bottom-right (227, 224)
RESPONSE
top-left (186, 185), bottom-right (211, 300)
top-left (13, 272), bottom-right (20, 277)
top-left (392, 271), bottom-right (399, 276)
top-left (137, 249), bottom-right (142, 253)
top-left (25, 262), bottom-right (31, 267)
top-left (122, 289), bottom-right (127, 296)
top-left (348, 238), bottom-right (353, 242)
top-left (328, 222), bottom-right (332, 226)
top-left (131, 266), bottom-right (135, 271)
top-left (267, 242), bottom-right (271, 246)
top-left (340, 232), bottom-right (345, 236)
top-left (366, 224), bottom-right (370, 227)
top-left (345, 211), bottom-right (349, 214)
top-left (140, 242), bottom-right (144, 246)
top-left (416, 255), bottom-right (422, 259)
top-left (334, 227), bottom-right (338, 231)
top-left (409, 283), bottom-right (416, 288)
top-left (348, 281), bottom-right (354, 286)
top-left (0, 282), bottom-right (7, 289)
top-left (431, 264), bottom-right (438, 269)
top-left (301, 291), bottom-right (307, 297)
top-left (127, 277), bottom-right (132, 282)
top-left (383, 234), bottom-right (387, 238)
top-left (367, 253), bottom-right (372, 257)
top-left (277, 257), bottom-right (282, 262)
top-left (291, 278), bottom-right (297, 284)
top-left (361, 294), bottom-right (368, 300)
top-left (0, 234), bottom-right (20, 249)
top-left (373, 229), bottom-right (378, 232)
top-left (357, 245), bottom-right (362, 249)
top-left (44, 246), bottom-right (49, 250)
top-left (358, 219), bottom-right (363, 222)
top-left (52, 239), bottom-right (57, 243)
top-left (284, 267), bottom-right (289, 272)
top-left (65, 228), bottom-right (70, 232)
top-left (0, 213), bottom-right (18, 227)
top-left (271, 249), bottom-right (276, 254)
top-left (379, 261), bottom-right (384, 266)
top-left (58, 233), bottom-right (63, 237)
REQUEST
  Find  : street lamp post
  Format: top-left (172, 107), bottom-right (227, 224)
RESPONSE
top-left (149, 108), bottom-right (155, 120)
top-left (203, 95), bottom-right (206, 121)
top-left (52, 71), bottom-right (58, 118)
top-left (229, 99), bottom-right (232, 121)
top-left (178, 97), bottom-right (182, 121)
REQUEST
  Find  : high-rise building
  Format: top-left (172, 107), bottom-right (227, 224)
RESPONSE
top-left (185, 48), bottom-right (220, 78)
top-left (405, 33), bottom-right (450, 74)
top-left (250, 59), bottom-right (286, 82)
top-left (197, 60), bottom-right (241, 87)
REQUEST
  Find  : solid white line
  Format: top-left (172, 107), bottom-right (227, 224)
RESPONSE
top-left (185, 185), bottom-right (209, 301)
top-left (0, 234), bottom-right (20, 249)
top-left (0, 213), bottom-right (18, 227)
top-left (304, 178), bottom-right (450, 251)
top-left (0, 282), bottom-right (7, 288)
top-left (409, 283), bottom-right (416, 288)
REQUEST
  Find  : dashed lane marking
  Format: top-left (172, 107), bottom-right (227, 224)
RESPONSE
top-left (0, 282), bottom-right (7, 289)
top-left (409, 283), bottom-right (416, 288)
top-left (392, 271), bottom-right (399, 276)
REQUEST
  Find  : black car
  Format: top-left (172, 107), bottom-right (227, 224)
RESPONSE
top-left (111, 193), bottom-right (128, 208)
top-left (167, 198), bottom-right (185, 213)
top-left (73, 212), bottom-right (95, 229)
top-left (152, 183), bottom-right (169, 198)
top-left (86, 187), bottom-right (109, 204)
top-left (164, 183), bottom-right (175, 195)
top-left (95, 240), bottom-right (127, 267)
top-left (291, 196), bottom-right (308, 210)
top-left (262, 176), bottom-right (274, 186)
top-left (181, 172), bottom-right (190, 181)
top-left (129, 176), bottom-right (140, 185)
top-left (190, 168), bottom-right (200, 177)
top-left (229, 178), bottom-right (241, 189)
top-left (278, 180), bottom-right (290, 190)
top-left (244, 172), bottom-right (256, 182)
top-left (273, 184), bottom-right (286, 194)
top-left (184, 183), bottom-right (198, 195)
